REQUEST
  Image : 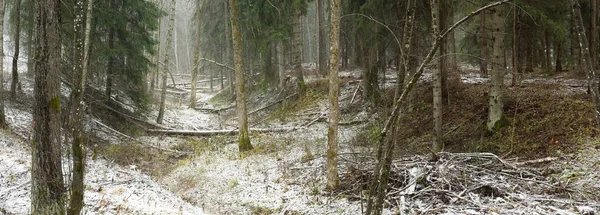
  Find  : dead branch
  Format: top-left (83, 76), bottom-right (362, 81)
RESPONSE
top-left (146, 127), bottom-right (297, 136)
top-left (249, 93), bottom-right (299, 115)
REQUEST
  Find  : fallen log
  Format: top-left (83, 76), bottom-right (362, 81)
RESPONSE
top-left (194, 104), bottom-right (236, 113)
top-left (168, 77), bottom-right (226, 87)
top-left (249, 93), bottom-right (298, 115)
top-left (92, 119), bottom-right (189, 155)
top-left (146, 127), bottom-right (297, 136)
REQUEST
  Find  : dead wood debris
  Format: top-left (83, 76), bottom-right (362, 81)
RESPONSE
top-left (335, 152), bottom-right (599, 214)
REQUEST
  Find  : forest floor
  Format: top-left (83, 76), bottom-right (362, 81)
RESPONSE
top-left (1, 66), bottom-right (600, 214)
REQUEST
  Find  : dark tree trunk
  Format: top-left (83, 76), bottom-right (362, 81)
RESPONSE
top-left (556, 41), bottom-right (563, 73)
top-left (11, 0), bottom-right (22, 99)
top-left (0, 0), bottom-right (7, 128)
top-left (511, 4), bottom-right (517, 86)
top-left (106, 0), bottom-right (117, 99)
top-left (31, 0), bottom-right (65, 213)
top-left (317, 0), bottom-right (327, 77)
top-left (544, 30), bottom-right (551, 71)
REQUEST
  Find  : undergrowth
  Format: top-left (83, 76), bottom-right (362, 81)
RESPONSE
top-left (354, 81), bottom-right (598, 158)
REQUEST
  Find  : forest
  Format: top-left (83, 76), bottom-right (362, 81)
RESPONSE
top-left (1, 0), bottom-right (600, 214)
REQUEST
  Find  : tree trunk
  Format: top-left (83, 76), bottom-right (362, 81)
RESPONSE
top-left (556, 40), bottom-right (563, 73)
top-left (512, 4), bottom-right (517, 86)
top-left (150, 16), bottom-right (161, 93)
top-left (209, 64), bottom-right (214, 91)
top-left (225, 0), bottom-right (234, 97)
top-left (570, 0), bottom-right (600, 126)
top-left (293, 12), bottom-right (306, 97)
top-left (11, 0), bottom-right (22, 99)
top-left (277, 42), bottom-right (285, 88)
top-left (189, 0), bottom-right (202, 108)
top-left (220, 48), bottom-right (225, 90)
top-left (487, 4), bottom-right (506, 132)
top-left (544, 30), bottom-right (551, 71)
top-left (326, 0), bottom-right (341, 191)
top-left (591, 0), bottom-right (598, 69)
top-left (26, 3), bottom-right (34, 77)
top-left (396, 0), bottom-right (416, 107)
top-left (317, 0), bottom-right (327, 77)
top-left (525, 30), bottom-right (534, 73)
top-left (31, 0), bottom-right (65, 213)
top-left (0, 0), bottom-right (7, 128)
top-left (432, 0), bottom-right (443, 152)
top-left (230, 0), bottom-right (253, 152)
top-left (67, 0), bottom-right (93, 214)
top-left (105, 0), bottom-right (116, 99)
top-left (157, 0), bottom-right (176, 124)
top-left (363, 44), bottom-right (379, 104)
top-left (480, 12), bottom-right (488, 77)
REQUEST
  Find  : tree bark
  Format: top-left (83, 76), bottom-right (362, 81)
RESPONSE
top-left (480, 11), bottom-right (488, 77)
top-left (512, 4), bottom-right (517, 86)
top-left (31, 0), bottom-right (65, 213)
top-left (11, 0), bottom-right (22, 99)
top-left (544, 30), bottom-right (551, 71)
top-left (432, 0), bottom-right (443, 152)
top-left (225, 0), bottom-right (234, 96)
top-left (157, 0), bottom-right (176, 124)
top-left (487, 4), bottom-right (506, 132)
top-left (293, 11), bottom-right (306, 97)
top-left (555, 40), bottom-right (563, 73)
top-left (570, 0), bottom-right (600, 126)
top-left (26, 2), bottom-right (34, 77)
top-left (317, 0), bottom-right (327, 77)
top-left (230, 0), bottom-right (253, 152)
top-left (67, 0), bottom-right (93, 214)
top-left (189, 0), bottom-right (202, 108)
top-left (0, 0), bottom-right (7, 128)
top-left (591, 0), bottom-right (598, 69)
top-left (396, 0), bottom-right (416, 107)
top-left (326, 0), bottom-right (341, 191)
top-left (105, 0), bottom-right (116, 99)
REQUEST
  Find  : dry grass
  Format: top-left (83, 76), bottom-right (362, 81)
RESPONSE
top-left (367, 80), bottom-right (598, 158)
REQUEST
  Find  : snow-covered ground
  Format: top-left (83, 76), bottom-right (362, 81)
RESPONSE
top-left (0, 129), bottom-right (205, 214)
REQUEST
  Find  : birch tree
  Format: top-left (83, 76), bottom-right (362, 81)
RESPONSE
top-left (326, 0), bottom-right (341, 191)
top-left (31, 0), bottom-right (65, 213)
top-left (0, 0), bottom-right (6, 128)
top-left (230, 0), bottom-right (253, 152)
top-left (67, 0), bottom-right (93, 213)
top-left (570, 0), bottom-right (600, 126)
top-left (157, 0), bottom-right (176, 124)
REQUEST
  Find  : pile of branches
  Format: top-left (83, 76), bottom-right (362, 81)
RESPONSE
top-left (338, 152), bottom-right (599, 214)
